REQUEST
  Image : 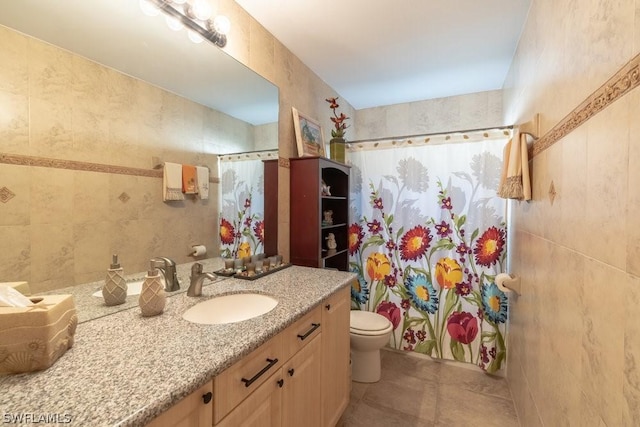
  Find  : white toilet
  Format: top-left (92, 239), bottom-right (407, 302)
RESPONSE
top-left (349, 310), bottom-right (393, 383)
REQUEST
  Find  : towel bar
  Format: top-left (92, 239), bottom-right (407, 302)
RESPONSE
top-left (518, 113), bottom-right (540, 140)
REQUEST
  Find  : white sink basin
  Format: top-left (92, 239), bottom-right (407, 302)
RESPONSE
top-left (92, 278), bottom-right (165, 298)
top-left (183, 293), bottom-right (278, 325)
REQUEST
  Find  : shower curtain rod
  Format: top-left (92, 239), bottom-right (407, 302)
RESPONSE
top-left (218, 148), bottom-right (278, 157)
top-left (347, 125), bottom-right (513, 145)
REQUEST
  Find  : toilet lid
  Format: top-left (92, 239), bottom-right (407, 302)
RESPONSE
top-left (350, 310), bottom-right (392, 333)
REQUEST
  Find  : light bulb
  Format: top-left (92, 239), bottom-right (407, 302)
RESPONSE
top-left (165, 15), bottom-right (183, 31)
top-left (188, 30), bottom-right (204, 44)
top-left (191, 0), bottom-right (212, 21)
top-left (213, 15), bottom-right (231, 35)
top-left (139, 0), bottom-right (160, 16)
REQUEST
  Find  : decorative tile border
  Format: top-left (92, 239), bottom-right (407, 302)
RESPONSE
top-left (0, 153), bottom-right (219, 183)
top-left (278, 156), bottom-right (290, 168)
top-left (11, 50), bottom-right (637, 174)
top-left (530, 51), bottom-right (640, 158)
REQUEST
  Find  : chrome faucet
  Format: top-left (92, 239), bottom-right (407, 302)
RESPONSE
top-left (188, 263), bottom-right (216, 297)
top-left (150, 257), bottom-right (180, 292)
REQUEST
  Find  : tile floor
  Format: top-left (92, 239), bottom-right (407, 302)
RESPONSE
top-left (338, 348), bottom-right (520, 427)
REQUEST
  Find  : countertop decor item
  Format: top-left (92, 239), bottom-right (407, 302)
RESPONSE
top-left (0, 294), bottom-right (77, 374)
top-left (139, 266), bottom-right (166, 317)
top-left (292, 107), bottom-right (326, 157)
top-left (326, 97), bottom-right (350, 164)
top-left (102, 254), bottom-right (127, 306)
top-left (233, 262), bottom-right (292, 280)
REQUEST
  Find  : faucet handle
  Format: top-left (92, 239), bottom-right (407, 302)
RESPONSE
top-left (191, 263), bottom-right (203, 277)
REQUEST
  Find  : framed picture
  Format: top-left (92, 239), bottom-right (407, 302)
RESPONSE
top-left (292, 107), bottom-right (325, 157)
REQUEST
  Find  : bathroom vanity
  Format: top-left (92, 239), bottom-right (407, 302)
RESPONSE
top-left (0, 262), bottom-right (354, 427)
top-left (148, 286), bottom-right (350, 427)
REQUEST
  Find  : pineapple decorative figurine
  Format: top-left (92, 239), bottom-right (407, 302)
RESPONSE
top-left (102, 254), bottom-right (127, 306)
top-left (138, 264), bottom-right (166, 317)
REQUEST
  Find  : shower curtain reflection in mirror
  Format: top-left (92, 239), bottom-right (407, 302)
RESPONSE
top-left (218, 151), bottom-right (276, 258)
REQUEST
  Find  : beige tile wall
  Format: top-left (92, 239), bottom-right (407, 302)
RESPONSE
top-left (354, 89), bottom-right (504, 141)
top-left (0, 0), bottom-right (357, 291)
top-left (253, 122), bottom-right (278, 151)
top-left (503, 0), bottom-right (640, 425)
top-left (0, 23), bottom-right (254, 293)
top-left (215, 0), bottom-right (357, 260)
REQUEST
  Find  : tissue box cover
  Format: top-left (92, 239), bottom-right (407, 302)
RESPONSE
top-left (0, 295), bottom-right (77, 374)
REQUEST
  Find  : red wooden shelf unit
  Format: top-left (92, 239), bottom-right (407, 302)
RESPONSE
top-left (290, 157), bottom-right (350, 271)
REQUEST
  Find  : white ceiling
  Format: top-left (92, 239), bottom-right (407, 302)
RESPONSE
top-left (235, 0), bottom-right (531, 109)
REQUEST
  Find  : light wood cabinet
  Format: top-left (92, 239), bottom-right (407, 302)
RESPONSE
top-left (282, 306), bottom-right (322, 361)
top-left (321, 286), bottom-right (351, 427)
top-left (149, 287), bottom-right (350, 427)
top-left (214, 333), bottom-right (284, 424)
top-left (282, 334), bottom-right (322, 427)
top-left (146, 381), bottom-right (213, 427)
top-left (215, 370), bottom-right (282, 427)
top-left (215, 306), bottom-right (323, 427)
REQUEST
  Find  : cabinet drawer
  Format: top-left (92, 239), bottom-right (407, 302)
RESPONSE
top-left (214, 333), bottom-right (283, 424)
top-left (146, 381), bottom-right (213, 427)
top-left (215, 369), bottom-right (282, 427)
top-left (282, 305), bottom-right (322, 362)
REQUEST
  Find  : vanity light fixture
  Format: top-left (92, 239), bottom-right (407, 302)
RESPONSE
top-left (140, 0), bottom-right (230, 47)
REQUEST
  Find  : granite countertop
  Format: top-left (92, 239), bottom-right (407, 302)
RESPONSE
top-left (0, 263), bottom-right (355, 427)
top-left (45, 258), bottom-right (228, 323)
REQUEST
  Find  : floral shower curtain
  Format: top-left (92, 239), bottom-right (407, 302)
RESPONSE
top-left (348, 130), bottom-right (509, 373)
top-left (219, 151), bottom-right (275, 258)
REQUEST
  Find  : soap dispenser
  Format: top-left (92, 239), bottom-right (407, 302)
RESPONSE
top-left (139, 263), bottom-right (166, 317)
top-left (102, 254), bottom-right (127, 306)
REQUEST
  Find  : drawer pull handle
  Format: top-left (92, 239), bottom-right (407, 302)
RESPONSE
top-left (202, 392), bottom-right (212, 404)
top-left (241, 358), bottom-right (279, 388)
top-left (297, 323), bottom-right (320, 341)
top-left (277, 379), bottom-right (284, 388)
top-left (288, 368), bottom-right (295, 377)
top-left (325, 304), bottom-right (331, 310)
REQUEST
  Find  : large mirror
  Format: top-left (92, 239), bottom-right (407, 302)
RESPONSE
top-left (0, 0), bottom-right (278, 146)
top-left (0, 0), bottom-right (279, 320)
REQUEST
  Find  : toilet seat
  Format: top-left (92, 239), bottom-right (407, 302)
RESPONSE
top-left (350, 311), bottom-right (392, 336)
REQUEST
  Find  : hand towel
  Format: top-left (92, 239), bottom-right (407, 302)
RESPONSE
top-left (196, 166), bottom-right (209, 200)
top-left (182, 164), bottom-right (198, 195)
top-left (163, 162), bottom-right (185, 201)
top-left (498, 132), bottom-right (531, 201)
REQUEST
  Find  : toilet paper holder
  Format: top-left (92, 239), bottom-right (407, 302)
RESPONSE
top-left (189, 244), bottom-right (207, 257)
top-left (495, 273), bottom-right (520, 295)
